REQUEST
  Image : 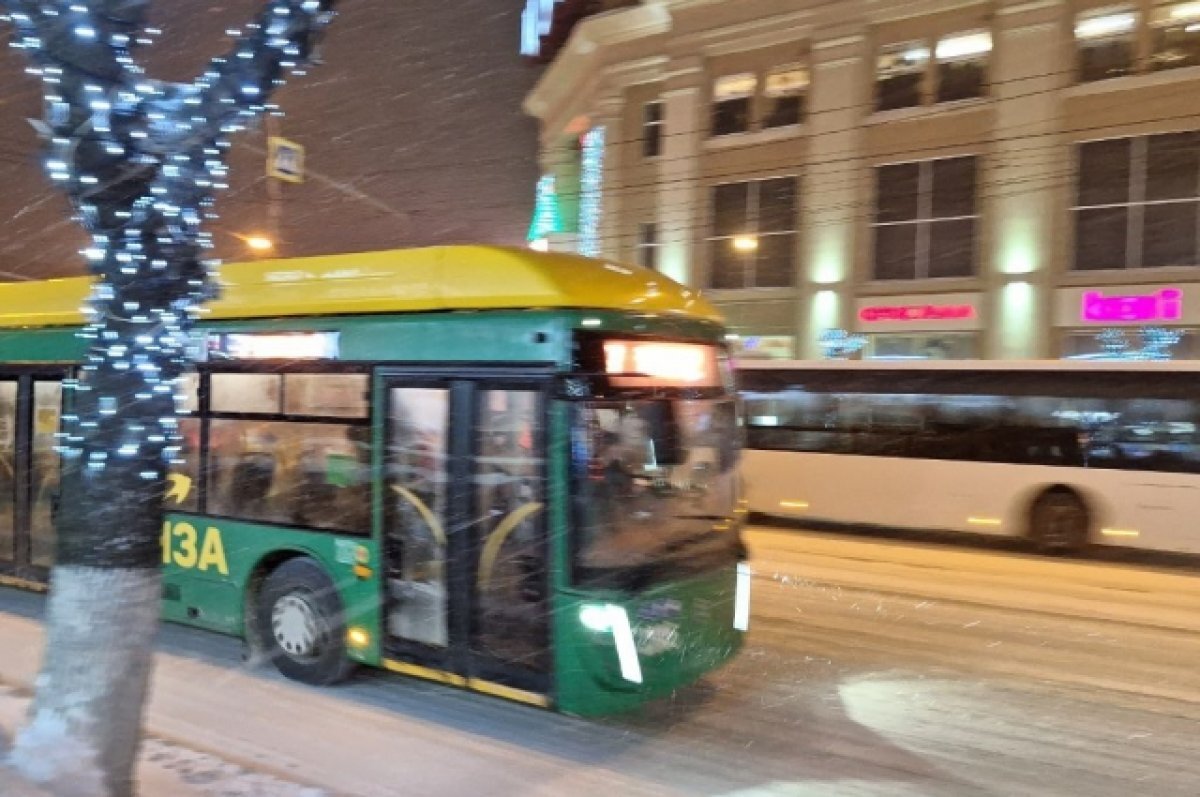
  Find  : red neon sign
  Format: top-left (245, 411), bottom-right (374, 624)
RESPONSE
top-left (858, 304), bottom-right (976, 322)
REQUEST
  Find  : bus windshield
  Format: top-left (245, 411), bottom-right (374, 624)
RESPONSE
top-left (570, 396), bottom-right (742, 586)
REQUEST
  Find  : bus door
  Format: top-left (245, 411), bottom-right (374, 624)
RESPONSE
top-left (0, 373), bottom-right (63, 582)
top-left (382, 370), bottom-right (551, 701)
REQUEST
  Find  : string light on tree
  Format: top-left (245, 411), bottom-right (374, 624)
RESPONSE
top-left (578, 125), bottom-right (604, 257)
top-left (0, 3), bottom-right (339, 791)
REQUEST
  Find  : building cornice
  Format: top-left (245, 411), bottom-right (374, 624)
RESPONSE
top-left (525, 4), bottom-right (672, 120)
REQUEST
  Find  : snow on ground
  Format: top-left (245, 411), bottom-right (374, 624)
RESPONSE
top-left (0, 687), bottom-right (326, 797)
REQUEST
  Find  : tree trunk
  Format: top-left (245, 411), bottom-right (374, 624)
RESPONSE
top-left (11, 568), bottom-right (159, 797)
top-left (0, 1), bottom-right (339, 791)
top-left (10, 321), bottom-right (174, 795)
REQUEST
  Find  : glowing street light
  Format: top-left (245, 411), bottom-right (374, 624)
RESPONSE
top-left (732, 235), bottom-right (759, 252)
top-left (243, 235), bottom-right (274, 252)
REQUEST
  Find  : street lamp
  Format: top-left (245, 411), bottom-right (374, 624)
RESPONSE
top-left (229, 232), bottom-right (275, 256)
top-left (243, 235), bottom-right (274, 252)
top-left (732, 235), bottom-right (758, 252)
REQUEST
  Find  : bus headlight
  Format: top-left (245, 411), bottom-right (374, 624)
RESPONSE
top-left (579, 603), bottom-right (614, 632)
top-left (734, 562), bottom-right (751, 632)
top-left (578, 603), bottom-right (642, 684)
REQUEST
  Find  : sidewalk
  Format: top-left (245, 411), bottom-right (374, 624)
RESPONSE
top-left (0, 686), bottom-right (326, 797)
top-left (0, 588), bottom-right (676, 797)
top-left (0, 595), bottom-right (331, 797)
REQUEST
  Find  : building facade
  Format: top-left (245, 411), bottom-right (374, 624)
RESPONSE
top-left (524, 0), bottom-right (1200, 360)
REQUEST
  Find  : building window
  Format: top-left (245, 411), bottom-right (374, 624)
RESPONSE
top-left (1062, 327), bottom-right (1198, 360)
top-left (1150, 1), bottom-right (1200, 71)
top-left (763, 66), bottom-right (807, 128)
top-left (936, 31), bottom-right (991, 102)
top-left (872, 156), bottom-right (978, 280)
top-left (876, 41), bottom-right (928, 111)
top-left (865, 332), bottom-right (978, 360)
top-left (711, 73), bottom-right (755, 136)
top-left (708, 177), bottom-right (797, 289)
top-left (636, 222), bottom-right (659, 270)
top-left (877, 31), bottom-right (988, 111)
top-left (1076, 6), bottom-right (1137, 82)
top-left (642, 101), bottom-right (663, 158)
top-left (1074, 132), bottom-right (1200, 271)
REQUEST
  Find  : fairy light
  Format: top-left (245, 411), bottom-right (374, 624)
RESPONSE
top-left (0, 0), bottom-right (337, 566)
top-left (578, 125), bottom-right (605, 257)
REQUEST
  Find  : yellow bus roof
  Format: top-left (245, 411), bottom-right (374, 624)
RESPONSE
top-left (0, 245), bottom-right (723, 328)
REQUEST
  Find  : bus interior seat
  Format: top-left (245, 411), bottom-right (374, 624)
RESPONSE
top-left (230, 453), bottom-right (276, 512)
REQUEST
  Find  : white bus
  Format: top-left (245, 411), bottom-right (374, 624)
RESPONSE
top-left (738, 359), bottom-right (1200, 555)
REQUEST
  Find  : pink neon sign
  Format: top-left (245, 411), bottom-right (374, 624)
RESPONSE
top-left (1080, 288), bottom-right (1183, 323)
top-left (859, 304), bottom-right (976, 322)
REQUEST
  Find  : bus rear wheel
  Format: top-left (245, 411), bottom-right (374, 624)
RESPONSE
top-left (258, 558), bottom-right (355, 685)
top-left (1029, 489), bottom-right (1089, 553)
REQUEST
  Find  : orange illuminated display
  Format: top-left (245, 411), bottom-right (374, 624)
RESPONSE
top-left (603, 341), bottom-right (719, 386)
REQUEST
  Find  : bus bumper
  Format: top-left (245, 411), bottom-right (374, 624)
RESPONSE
top-left (553, 565), bottom-right (747, 717)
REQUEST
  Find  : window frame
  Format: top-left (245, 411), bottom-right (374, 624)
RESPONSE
top-left (934, 30), bottom-right (991, 103)
top-left (705, 175), bottom-right (799, 290)
top-left (1072, 131), bottom-right (1200, 272)
top-left (642, 100), bottom-right (664, 158)
top-left (188, 364), bottom-right (374, 536)
top-left (710, 72), bottom-right (756, 137)
top-left (1150, 0), bottom-right (1200, 71)
top-left (874, 29), bottom-right (991, 113)
top-left (1075, 4), bottom-right (1139, 82)
top-left (636, 221), bottom-right (660, 271)
top-left (871, 155), bottom-right (980, 281)
top-left (762, 64), bottom-right (809, 128)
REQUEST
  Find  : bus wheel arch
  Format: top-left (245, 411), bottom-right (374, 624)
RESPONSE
top-left (243, 550), bottom-right (307, 663)
top-left (1026, 485), bottom-right (1092, 553)
top-left (251, 555), bottom-right (356, 685)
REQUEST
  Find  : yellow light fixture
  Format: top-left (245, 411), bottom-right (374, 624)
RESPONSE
top-left (732, 235), bottom-right (759, 252)
top-left (244, 235), bottom-right (274, 252)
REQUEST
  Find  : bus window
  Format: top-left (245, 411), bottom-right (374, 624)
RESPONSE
top-left (472, 388), bottom-right (548, 672)
top-left (206, 419), bottom-right (369, 532)
top-left (211, 373), bottom-right (282, 414)
top-left (284, 373), bottom-right (369, 418)
top-left (167, 373), bottom-right (201, 512)
top-left (571, 396), bottom-right (741, 582)
top-left (0, 381), bottom-right (15, 563)
top-left (171, 417), bottom-right (201, 513)
top-left (386, 387), bottom-right (450, 649)
top-left (31, 381), bottom-right (61, 567)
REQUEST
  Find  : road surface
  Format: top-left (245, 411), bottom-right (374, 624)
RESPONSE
top-left (1, 525), bottom-right (1197, 797)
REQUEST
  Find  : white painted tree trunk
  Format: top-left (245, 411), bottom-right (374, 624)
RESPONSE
top-left (0, 2), bottom-right (339, 793)
top-left (8, 567), bottom-right (160, 797)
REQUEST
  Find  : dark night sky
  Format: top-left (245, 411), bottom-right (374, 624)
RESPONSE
top-left (0, 0), bottom-right (542, 280)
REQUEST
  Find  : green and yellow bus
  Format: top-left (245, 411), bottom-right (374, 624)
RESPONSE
top-left (0, 245), bottom-right (748, 715)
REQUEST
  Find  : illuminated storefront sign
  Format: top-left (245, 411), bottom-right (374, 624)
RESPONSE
top-left (1080, 288), bottom-right (1183, 323)
top-left (859, 303), bottom-right (976, 322)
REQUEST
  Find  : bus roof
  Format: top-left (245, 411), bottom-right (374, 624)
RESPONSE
top-left (0, 245), bottom-right (722, 328)
top-left (735, 358), bottom-right (1200, 373)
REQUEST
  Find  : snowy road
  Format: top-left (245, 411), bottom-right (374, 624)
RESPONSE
top-left (1, 526), bottom-right (1198, 797)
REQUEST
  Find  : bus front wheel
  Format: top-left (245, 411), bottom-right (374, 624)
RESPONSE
top-left (1029, 489), bottom-right (1089, 553)
top-left (257, 558), bottom-right (355, 685)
